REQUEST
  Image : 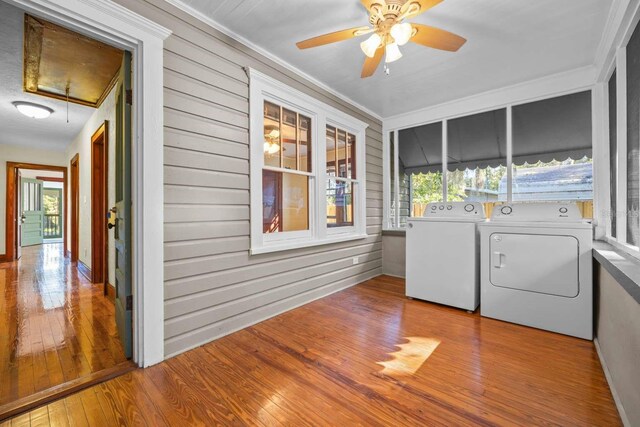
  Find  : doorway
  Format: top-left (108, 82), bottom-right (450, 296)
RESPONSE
top-left (91, 121), bottom-right (108, 291)
top-left (0, 2), bottom-right (138, 418)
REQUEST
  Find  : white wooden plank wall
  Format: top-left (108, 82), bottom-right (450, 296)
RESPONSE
top-left (115, 0), bottom-right (384, 357)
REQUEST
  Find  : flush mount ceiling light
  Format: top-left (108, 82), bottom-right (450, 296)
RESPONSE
top-left (296, 0), bottom-right (467, 78)
top-left (12, 101), bottom-right (54, 119)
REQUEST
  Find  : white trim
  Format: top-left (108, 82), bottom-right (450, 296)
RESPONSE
top-left (384, 66), bottom-right (596, 131)
top-left (382, 130), bottom-right (391, 229)
top-left (595, 0), bottom-right (640, 81)
top-left (10, 0), bottom-right (170, 367)
top-left (249, 69), bottom-right (368, 254)
top-left (616, 48), bottom-right (628, 244)
top-left (594, 338), bottom-right (632, 427)
top-left (506, 106), bottom-right (513, 202)
top-left (393, 130), bottom-right (400, 227)
top-left (441, 120), bottom-right (448, 201)
top-left (593, 84), bottom-right (609, 240)
top-left (162, 0), bottom-right (382, 122)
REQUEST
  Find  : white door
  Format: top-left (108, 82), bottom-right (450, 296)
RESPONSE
top-left (489, 233), bottom-right (579, 297)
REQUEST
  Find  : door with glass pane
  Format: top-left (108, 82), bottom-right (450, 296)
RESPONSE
top-left (43, 188), bottom-right (63, 239)
top-left (21, 178), bottom-right (44, 247)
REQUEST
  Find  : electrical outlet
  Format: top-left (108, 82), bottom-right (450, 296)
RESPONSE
top-left (352, 256), bottom-right (359, 265)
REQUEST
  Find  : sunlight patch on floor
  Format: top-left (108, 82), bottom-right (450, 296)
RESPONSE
top-left (377, 337), bottom-right (440, 376)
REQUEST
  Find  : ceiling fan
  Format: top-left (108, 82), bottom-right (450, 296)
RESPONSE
top-left (296, 0), bottom-right (466, 78)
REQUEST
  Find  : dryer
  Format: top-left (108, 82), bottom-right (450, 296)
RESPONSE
top-left (406, 202), bottom-right (486, 311)
top-left (479, 202), bottom-right (593, 339)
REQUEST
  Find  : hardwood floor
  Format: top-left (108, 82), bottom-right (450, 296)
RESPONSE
top-left (0, 244), bottom-right (127, 408)
top-left (2, 275), bottom-right (620, 426)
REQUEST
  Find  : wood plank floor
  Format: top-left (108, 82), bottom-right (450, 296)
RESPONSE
top-left (0, 244), bottom-right (127, 407)
top-left (2, 275), bottom-right (620, 426)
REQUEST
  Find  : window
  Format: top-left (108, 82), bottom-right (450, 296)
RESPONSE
top-left (385, 92), bottom-right (593, 229)
top-left (512, 92), bottom-right (592, 204)
top-left (262, 101), bottom-right (311, 234)
top-left (446, 109), bottom-right (507, 205)
top-left (397, 121), bottom-right (442, 223)
top-left (627, 24), bottom-right (640, 246)
top-left (326, 126), bottom-right (356, 228)
top-left (607, 17), bottom-right (640, 250)
top-left (249, 69), bottom-right (367, 253)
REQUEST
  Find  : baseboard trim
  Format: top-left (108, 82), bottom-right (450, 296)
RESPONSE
top-left (0, 360), bottom-right (137, 421)
top-left (77, 260), bottom-right (92, 281)
top-left (106, 283), bottom-right (115, 302)
top-left (594, 338), bottom-right (630, 427)
top-left (0, 254), bottom-right (8, 263)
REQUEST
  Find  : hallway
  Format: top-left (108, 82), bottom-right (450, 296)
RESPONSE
top-left (0, 244), bottom-right (127, 406)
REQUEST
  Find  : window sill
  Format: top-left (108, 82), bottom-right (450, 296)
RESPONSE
top-left (593, 240), bottom-right (640, 304)
top-left (382, 229), bottom-right (406, 237)
top-left (251, 233), bottom-right (369, 255)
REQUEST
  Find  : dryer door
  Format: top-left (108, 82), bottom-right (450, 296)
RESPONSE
top-left (489, 233), bottom-right (579, 297)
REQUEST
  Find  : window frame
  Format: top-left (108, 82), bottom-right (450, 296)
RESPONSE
top-left (249, 69), bottom-right (368, 254)
top-left (383, 91), bottom-right (595, 231)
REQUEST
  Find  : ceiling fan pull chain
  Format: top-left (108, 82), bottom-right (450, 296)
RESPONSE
top-left (65, 82), bottom-right (70, 124)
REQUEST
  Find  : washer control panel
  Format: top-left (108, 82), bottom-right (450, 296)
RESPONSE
top-left (423, 202), bottom-right (486, 218)
top-left (490, 202), bottom-right (585, 222)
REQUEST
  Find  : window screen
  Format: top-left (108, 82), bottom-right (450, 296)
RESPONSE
top-left (627, 24), bottom-right (640, 246)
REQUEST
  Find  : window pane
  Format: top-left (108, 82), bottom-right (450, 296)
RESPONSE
top-left (262, 170), bottom-right (309, 233)
top-left (512, 92), bottom-right (592, 214)
top-left (326, 126), bottom-right (336, 176)
top-left (263, 101), bottom-right (281, 168)
top-left (347, 133), bottom-right (356, 179)
top-left (446, 109), bottom-right (507, 211)
top-left (282, 108), bottom-right (297, 170)
top-left (327, 180), bottom-right (353, 227)
top-left (628, 23), bottom-right (640, 245)
top-left (299, 114), bottom-right (312, 172)
top-left (337, 129), bottom-right (347, 178)
top-left (609, 70), bottom-right (617, 237)
top-left (398, 121), bottom-right (443, 222)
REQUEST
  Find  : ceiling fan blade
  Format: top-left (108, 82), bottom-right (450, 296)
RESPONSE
top-left (296, 26), bottom-right (372, 49)
top-left (361, 47), bottom-right (384, 78)
top-left (410, 24), bottom-right (466, 52)
top-left (400, 0), bottom-right (443, 19)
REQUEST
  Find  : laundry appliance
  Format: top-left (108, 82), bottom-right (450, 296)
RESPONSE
top-left (406, 202), bottom-right (486, 311)
top-left (479, 202), bottom-right (593, 339)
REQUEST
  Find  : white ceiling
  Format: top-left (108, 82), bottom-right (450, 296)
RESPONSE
top-left (179, 0), bottom-right (613, 118)
top-left (0, 1), bottom-right (94, 151)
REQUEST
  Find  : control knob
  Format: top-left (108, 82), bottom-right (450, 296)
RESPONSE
top-left (500, 206), bottom-right (513, 215)
top-left (464, 204), bottom-right (474, 212)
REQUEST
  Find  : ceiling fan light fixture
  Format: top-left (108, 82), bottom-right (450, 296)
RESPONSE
top-left (360, 33), bottom-right (382, 58)
top-left (390, 22), bottom-right (412, 46)
top-left (385, 42), bottom-right (403, 63)
top-left (12, 101), bottom-right (53, 119)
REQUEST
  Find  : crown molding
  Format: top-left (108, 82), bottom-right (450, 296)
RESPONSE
top-left (162, 0), bottom-right (383, 122)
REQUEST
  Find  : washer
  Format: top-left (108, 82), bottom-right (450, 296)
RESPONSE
top-left (479, 202), bottom-right (593, 339)
top-left (406, 202), bottom-right (486, 311)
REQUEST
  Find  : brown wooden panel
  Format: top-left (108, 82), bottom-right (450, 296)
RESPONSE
top-left (23, 15), bottom-right (123, 108)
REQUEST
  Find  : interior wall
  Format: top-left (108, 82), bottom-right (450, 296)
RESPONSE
top-left (112, 0), bottom-right (383, 358)
top-left (594, 263), bottom-right (640, 426)
top-left (0, 144), bottom-right (67, 255)
top-left (382, 234), bottom-right (406, 277)
top-left (65, 84), bottom-right (117, 286)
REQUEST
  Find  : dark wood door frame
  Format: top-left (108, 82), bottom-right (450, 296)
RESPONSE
top-left (4, 162), bottom-right (67, 262)
top-left (91, 121), bottom-right (109, 289)
top-left (70, 154), bottom-right (80, 262)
